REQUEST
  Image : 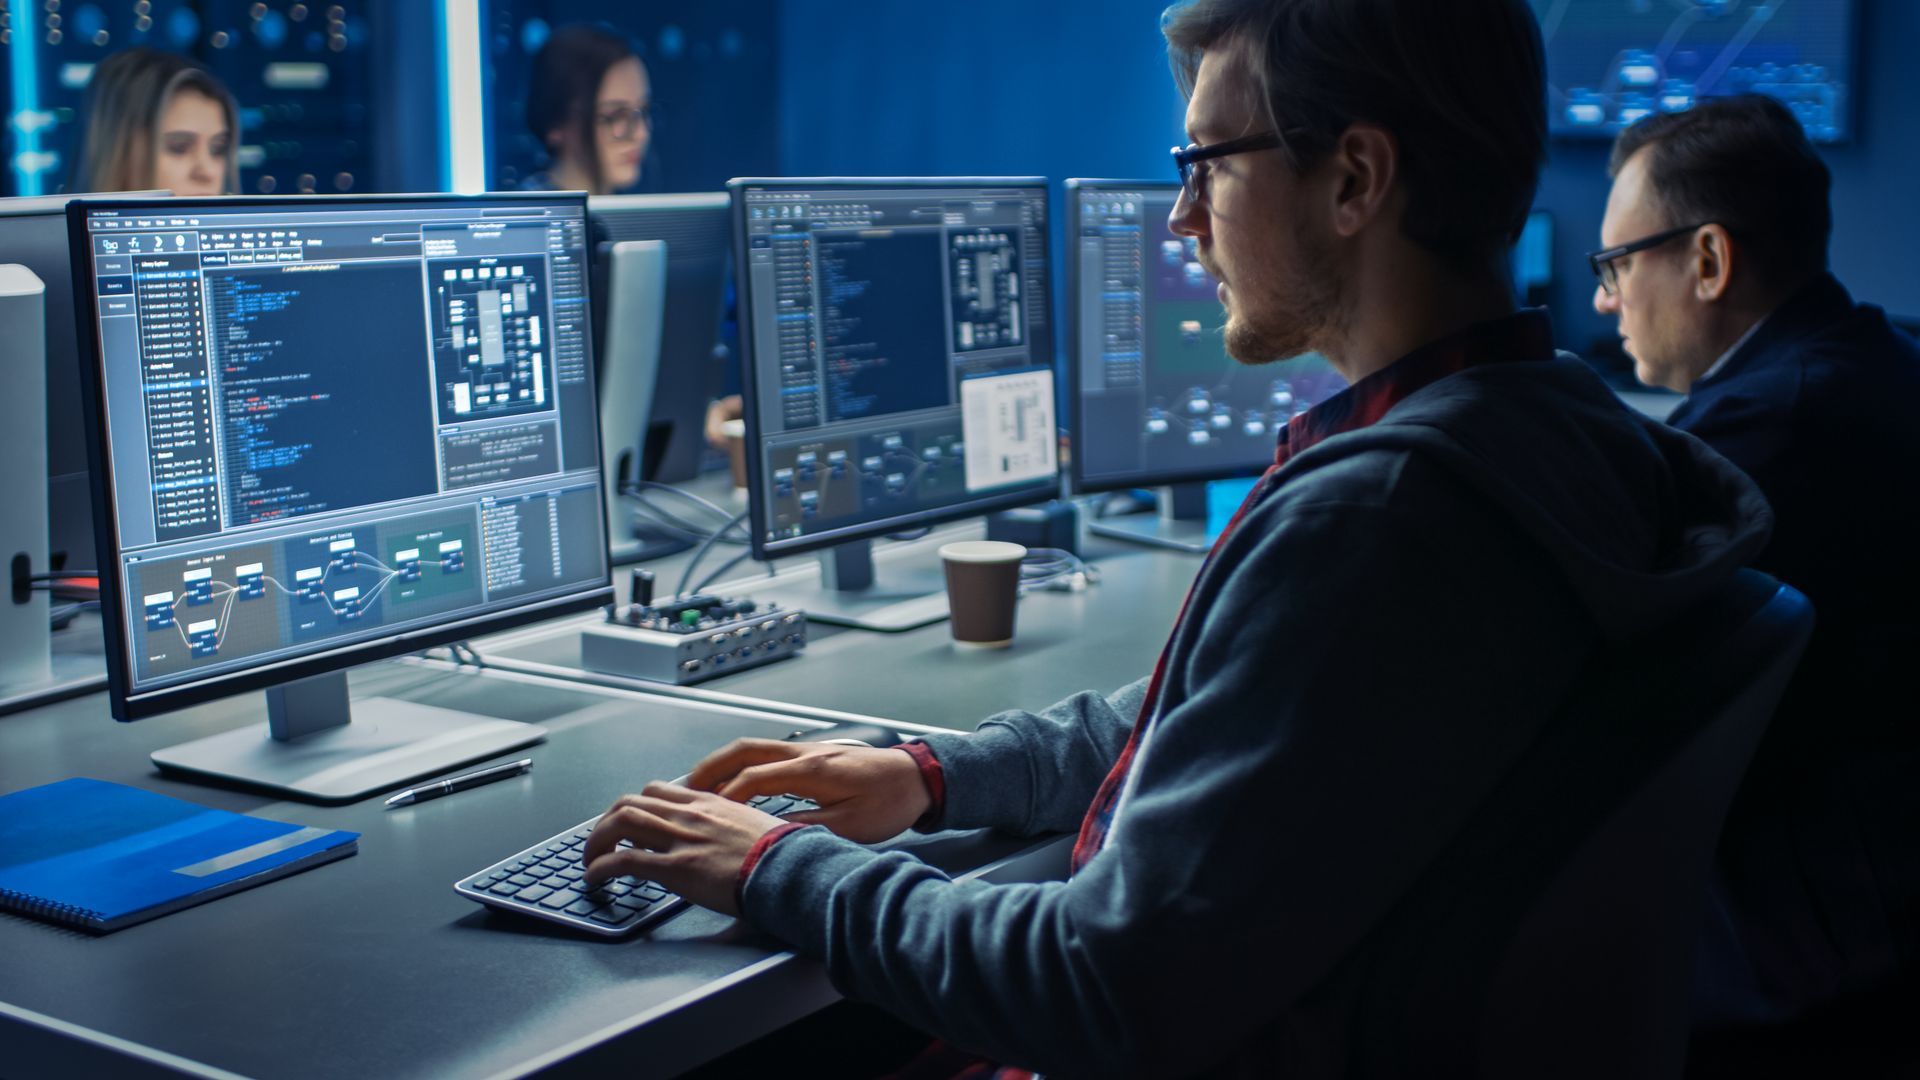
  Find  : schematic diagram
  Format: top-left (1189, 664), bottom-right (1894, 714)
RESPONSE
top-left (430, 256), bottom-right (556, 423)
top-left (949, 230), bottom-right (1024, 352)
top-left (127, 511), bottom-right (478, 680)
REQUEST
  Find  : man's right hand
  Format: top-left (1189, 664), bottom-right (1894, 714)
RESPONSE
top-left (684, 738), bottom-right (934, 844)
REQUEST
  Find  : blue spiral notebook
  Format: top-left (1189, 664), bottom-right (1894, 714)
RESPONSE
top-left (0, 778), bottom-right (358, 933)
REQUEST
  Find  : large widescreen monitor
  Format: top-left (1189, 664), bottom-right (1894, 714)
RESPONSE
top-left (728, 177), bottom-right (1059, 629)
top-left (1535, 0), bottom-right (1857, 143)
top-left (70, 193), bottom-right (613, 800)
top-left (1066, 179), bottom-right (1343, 551)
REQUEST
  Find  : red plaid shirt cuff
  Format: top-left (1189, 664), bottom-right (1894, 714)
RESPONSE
top-left (898, 741), bottom-right (947, 832)
top-left (735, 821), bottom-right (808, 913)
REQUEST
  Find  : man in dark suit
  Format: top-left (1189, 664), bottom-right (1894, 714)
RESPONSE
top-left (1594, 95), bottom-right (1920, 1060)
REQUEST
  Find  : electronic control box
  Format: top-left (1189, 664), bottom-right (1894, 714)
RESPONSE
top-left (581, 594), bottom-right (805, 685)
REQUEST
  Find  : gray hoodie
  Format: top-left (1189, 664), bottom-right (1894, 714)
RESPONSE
top-left (743, 352), bottom-right (1772, 1078)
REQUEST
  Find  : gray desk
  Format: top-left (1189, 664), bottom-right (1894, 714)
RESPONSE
top-left (0, 661), bottom-right (1063, 1079)
top-left (476, 527), bottom-right (1201, 731)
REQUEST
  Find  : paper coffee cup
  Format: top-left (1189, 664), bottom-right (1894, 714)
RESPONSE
top-left (940, 540), bottom-right (1025, 648)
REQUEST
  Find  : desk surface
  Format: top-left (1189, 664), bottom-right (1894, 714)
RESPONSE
top-left (478, 526), bottom-right (1198, 730)
top-left (0, 483), bottom-right (1201, 1078)
top-left (0, 661), bottom-right (1056, 1079)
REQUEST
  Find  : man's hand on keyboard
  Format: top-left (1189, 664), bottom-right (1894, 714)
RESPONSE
top-left (685, 738), bottom-right (933, 845)
top-left (580, 781), bottom-right (784, 916)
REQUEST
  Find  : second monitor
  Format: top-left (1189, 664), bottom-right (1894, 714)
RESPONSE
top-left (1068, 179), bottom-right (1343, 552)
top-left (730, 178), bottom-right (1060, 630)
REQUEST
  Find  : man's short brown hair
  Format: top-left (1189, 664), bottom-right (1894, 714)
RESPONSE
top-left (1609, 95), bottom-right (1832, 295)
top-left (1162, 0), bottom-right (1547, 278)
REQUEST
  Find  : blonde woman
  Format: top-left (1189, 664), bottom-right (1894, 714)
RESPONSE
top-left (72, 48), bottom-right (239, 196)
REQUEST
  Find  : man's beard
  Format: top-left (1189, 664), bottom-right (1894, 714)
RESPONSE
top-left (1212, 231), bottom-right (1345, 365)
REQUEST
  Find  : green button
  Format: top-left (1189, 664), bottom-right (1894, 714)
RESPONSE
top-left (681, 610), bottom-right (700, 627)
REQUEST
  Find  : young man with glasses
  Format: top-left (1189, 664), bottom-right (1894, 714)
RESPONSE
top-left (1593, 95), bottom-right (1920, 1064)
top-left (581, 2), bottom-right (1775, 1074)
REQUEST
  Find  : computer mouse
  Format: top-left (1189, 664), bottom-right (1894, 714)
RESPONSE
top-left (782, 722), bottom-right (905, 749)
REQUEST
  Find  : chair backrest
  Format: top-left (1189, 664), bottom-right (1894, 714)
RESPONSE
top-left (1335, 569), bottom-right (1813, 1079)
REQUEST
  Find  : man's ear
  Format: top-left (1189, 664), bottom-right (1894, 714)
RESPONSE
top-left (1328, 122), bottom-right (1400, 240)
top-left (1692, 223), bottom-right (1736, 303)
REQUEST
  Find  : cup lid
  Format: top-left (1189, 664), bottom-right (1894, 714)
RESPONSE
top-left (939, 540), bottom-right (1026, 563)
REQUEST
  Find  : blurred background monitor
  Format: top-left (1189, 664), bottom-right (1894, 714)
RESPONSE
top-left (1533, 0), bottom-right (1858, 143)
top-left (0, 193), bottom-right (162, 577)
top-left (589, 193), bottom-right (731, 485)
top-left (1514, 209), bottom-right (1553, 305)
top-left (1065, 179), bottom-right (1343, 552)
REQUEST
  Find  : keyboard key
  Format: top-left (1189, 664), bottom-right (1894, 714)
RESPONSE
top-left (488, 881), bottom-right (520, 895)
top-left (503, 860), bottom-right (530, 873)
top-left (756, 797), bottom-right (795, 816)
top-left (637, 883), bottom-right (669, 900)
top-left (614, 894), bottom-right (654, 911)
top-left (507, 873), bottom-right (537, 887)
top-left (602, 881), bottom-right (632, 896)
top-left (590, 910), bottom-right (629, 925)
top-left (558, 867), bottom-right (585, 881)
top-left (515, 885), bottom-right (553, 903)
top-left (539, 890), bottom-right (580, 909)
top-left (565, 899), bottom-right (599, 916)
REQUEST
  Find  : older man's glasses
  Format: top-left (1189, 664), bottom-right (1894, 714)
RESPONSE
top-left (1171, 131), bottom-right (1284, 204)
top-left (1587, 223), bottom-right (1712, 296)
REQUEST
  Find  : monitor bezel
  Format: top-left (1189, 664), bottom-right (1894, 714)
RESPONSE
top-left (67, 192), bottom-right (615, 722)
top-left (726, 176), bottom-right (1061, 562)
top-left (1063, 178), bottom-right (1274, 497)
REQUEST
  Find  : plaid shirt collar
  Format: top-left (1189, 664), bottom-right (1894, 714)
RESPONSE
top-left (1271, 308), bottom-right (1557, 471)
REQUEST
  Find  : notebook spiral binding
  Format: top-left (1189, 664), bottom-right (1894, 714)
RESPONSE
top-left (0, 887), bottom-right (103, 928)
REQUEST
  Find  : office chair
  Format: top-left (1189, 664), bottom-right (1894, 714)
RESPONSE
top-left (1319, 569), bottom-right (1813, 1080)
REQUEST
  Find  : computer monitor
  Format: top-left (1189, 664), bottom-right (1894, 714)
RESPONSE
top-left (588, 193), bottom-right (731, 485)
top-left (729, 177), bottom-right (1060, 630)
top-left (1514, 209), bottom-right (1552, 305)
top-left (1065, 179), bottom-right (1343, 552)
top-left (1535, 0), bottom-right (1857, 143)
top-left (69, 193), bottom-right (614, 802)
top-left (0, 193), bottom-right (164, 576)
top-left (595, 239), bottom-right (682, 564)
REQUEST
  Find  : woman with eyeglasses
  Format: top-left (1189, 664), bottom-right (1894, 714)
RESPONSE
top-left (71, 48), bottom-right (239, 197)
top-left (523, 25), bottom-right (651, 196)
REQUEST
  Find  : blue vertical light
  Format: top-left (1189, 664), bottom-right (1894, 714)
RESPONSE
top-left (8, 9), bottom-right (45, 195)
top-left (434, 0), bottom-right (452, 192)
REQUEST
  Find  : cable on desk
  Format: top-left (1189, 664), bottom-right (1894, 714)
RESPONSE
top-left (1019, 548), bottom-right (1099, 593)
top-left (621, 481), bottom-right (739, 527)
top-left (675, 509), bottom-right (751, 600)
top-left (686, 548), bottom-right (758, 598)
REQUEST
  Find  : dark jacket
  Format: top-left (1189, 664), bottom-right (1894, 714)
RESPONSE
top-left (743, 351), bottom-right (1771, 1077)
top-left (1669, 272), bottom-right (1920, 1023)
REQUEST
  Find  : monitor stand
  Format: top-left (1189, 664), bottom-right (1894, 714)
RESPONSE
top-left (151, 671), bottom-right (546, 804)
top-left (1087, 482), bottom-right (1213, 554)
top-left (740, 538), bottom-right (950, 632)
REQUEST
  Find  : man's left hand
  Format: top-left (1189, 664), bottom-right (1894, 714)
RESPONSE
top-left (580, 781), bottom-right (787, 916)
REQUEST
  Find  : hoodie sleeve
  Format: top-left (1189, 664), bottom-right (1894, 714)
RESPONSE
top-left (904, 677), bottom-right (1148, 834)
top-left (741, 488), bottom-right (1594, 1077)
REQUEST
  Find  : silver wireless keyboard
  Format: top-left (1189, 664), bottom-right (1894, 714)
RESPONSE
top-left (453, 793), bottom-right (817, 937)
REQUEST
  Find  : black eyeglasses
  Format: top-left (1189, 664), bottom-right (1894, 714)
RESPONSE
top-left (1171, 131), bottom-right (1287, 204)
top-left (1587, 222), bottom-right (1712, 295)
top-left (594, 104), bottom-right (652, 141)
